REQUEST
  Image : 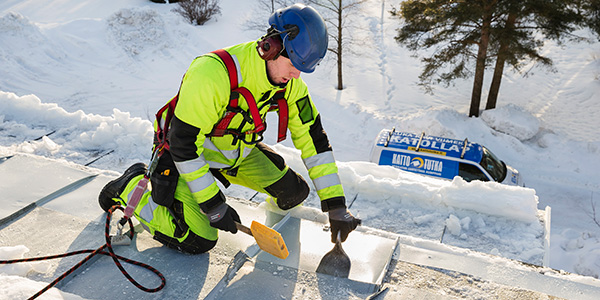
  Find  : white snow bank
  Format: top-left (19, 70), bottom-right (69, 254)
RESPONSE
top-left (0, 91), bottom-right (153, 165)
top-left (336, 161), bottom-right (539, 223)
top-left (440, 177), bottom-right (539, 223)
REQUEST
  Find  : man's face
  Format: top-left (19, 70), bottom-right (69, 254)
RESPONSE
top-left (266, 55), bottom-right (301, 85)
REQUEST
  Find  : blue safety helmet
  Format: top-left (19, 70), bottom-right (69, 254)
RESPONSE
top-left (268, 4), bottom-right (328, 73)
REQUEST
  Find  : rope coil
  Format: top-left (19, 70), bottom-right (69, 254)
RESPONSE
top-left (0, 205), bottom-right (165, 299)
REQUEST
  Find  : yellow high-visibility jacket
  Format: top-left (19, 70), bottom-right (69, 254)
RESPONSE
top-left (156, 41), bottom-right (346, 212)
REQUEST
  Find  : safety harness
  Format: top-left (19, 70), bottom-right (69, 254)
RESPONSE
top-left (154, 48), bottom-right (289, 152)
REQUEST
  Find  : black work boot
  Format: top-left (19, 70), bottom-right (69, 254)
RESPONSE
top-left (98, 163), bottom-right (147, 212)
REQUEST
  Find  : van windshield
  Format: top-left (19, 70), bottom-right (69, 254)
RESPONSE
top-left (480, 147), bottom-right (507, 182)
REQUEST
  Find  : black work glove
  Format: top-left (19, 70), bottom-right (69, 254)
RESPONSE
top-left (204, 202), bottom-right (241, 233)
top-left (328, 207), bottom-right (361, 243)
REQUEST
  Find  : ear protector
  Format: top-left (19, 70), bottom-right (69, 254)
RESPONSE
top-left (257, 25), bottom-right (299, 61)
top-left (257, 35), bottom-right (283, 61)
top-left (257, 27), bottom-right (284, 61)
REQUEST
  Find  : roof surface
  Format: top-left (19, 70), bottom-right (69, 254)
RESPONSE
top-left (2, 154), bottom-right (599, 299)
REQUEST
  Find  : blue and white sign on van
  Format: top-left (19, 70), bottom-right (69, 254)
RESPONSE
top-left (379, 150), bottom-right (458, 178)
top-left (370, 129), bottom-right (524, 186)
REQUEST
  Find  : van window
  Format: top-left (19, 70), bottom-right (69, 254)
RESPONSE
top-left (458, 163), bottom-right (489, 182)
top-left (480, 147), bottom-right (506, 182)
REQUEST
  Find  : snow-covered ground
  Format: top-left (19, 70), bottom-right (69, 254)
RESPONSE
top-left (1, 0), bottom-right (599, 298)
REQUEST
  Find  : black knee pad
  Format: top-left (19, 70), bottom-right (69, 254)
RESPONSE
top-left (153, 231), bottom-right (217, 254)
top-left (265, 169), bottom-right (310, 210)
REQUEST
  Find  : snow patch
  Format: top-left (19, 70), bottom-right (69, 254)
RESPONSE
top-left (0, 12), bottom-right (45, 44)
top-left (481, 104), bottom-right (540, 141)
top-left (446, 214), bottom-right (462, 236)
top-left (106, 7), bottom-right (171, 57)
top-left (0, 245), bottom-right (50, 276)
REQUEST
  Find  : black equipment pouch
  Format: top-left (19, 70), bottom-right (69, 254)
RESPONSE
top-left (150, 151), bottom-right (179, 207)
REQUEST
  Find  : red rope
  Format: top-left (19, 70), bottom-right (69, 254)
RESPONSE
top-left (0, 205), bottom-right (166, 299)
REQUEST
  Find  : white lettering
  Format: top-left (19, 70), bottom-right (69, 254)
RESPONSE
top-left (397, 137), bottom-right (411, 145)
top-left (424, 159), bottom-right (443, 172)
top-left (389, 131), bottom-right (471, 154)
top-left (392, 154), bottom-right (411, 166)
top-left (448, 145), bottom-right (460, 152)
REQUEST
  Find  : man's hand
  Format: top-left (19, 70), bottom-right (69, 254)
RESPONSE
top-left (328, 207), bottom-right (361, 243)
top-left (205, 202), bottom-right (241, 233)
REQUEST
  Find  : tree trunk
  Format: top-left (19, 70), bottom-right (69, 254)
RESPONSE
top-left (486, 13), bottom-right (516, 110)
top-left (336, 0), bottom-right (344, 90)
top-left (469, 8), bottom-right (493, 117)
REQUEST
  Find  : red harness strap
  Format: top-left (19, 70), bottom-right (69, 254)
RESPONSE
top-left (269, 90), bottom-right (288, 142)
top-left (154, 94), bottom-right (179, 151)
top-left (154, 48), bottom-right (290, 148)
top-left (277, 98), bottom-right (288, 142)
top-left (210, 49), bottom-right (267, 139)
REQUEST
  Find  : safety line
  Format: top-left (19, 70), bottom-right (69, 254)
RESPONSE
top-left (0, 205), bottom-right (165, 299)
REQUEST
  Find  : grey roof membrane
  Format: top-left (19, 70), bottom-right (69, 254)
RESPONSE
top-left (2, 154), bottom-right (600, 299)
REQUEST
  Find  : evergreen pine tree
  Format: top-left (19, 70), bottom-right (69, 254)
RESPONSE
top-left (393, 0), bottom-right (588, 117)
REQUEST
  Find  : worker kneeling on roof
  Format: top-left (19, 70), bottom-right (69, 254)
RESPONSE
top-left (98, 3), bottom-right (361, 254)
